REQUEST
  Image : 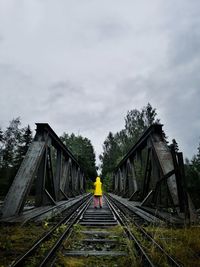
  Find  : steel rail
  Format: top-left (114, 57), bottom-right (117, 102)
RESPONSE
top-left (11, 194), bottom-right (91, 267)
top-left (38, 196), bottom-right (93, 267)
top-left (107, 194), bottom-right (183, 267)
top-left (105, 195), bottom-right (156, 267)
top-left (21, 194), bottom-right (89, 225)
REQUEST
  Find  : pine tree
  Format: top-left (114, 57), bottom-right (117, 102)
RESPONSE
top-left (0, 127), bottom-right (4, 168)
top-left (192, 142), bottom-right (200, 173)
top-left (14, 124), bottom-right (33, 169)
top-left (185, 142), bottom-right (200, 207)
top-left (196, 143), bottom-right (200, 166)
top-left (2, 117), bottom-right (21, 168)
top-left (171, 138), bottom-right (179, 153)
top-left (142, 102), bottom-right (159, 127)
top-left (0, 119), bottom-right (33, 195)
top-left (0, 127), bottom-right (3, 142)
top-left (0, 118), bottom-right (22, 194)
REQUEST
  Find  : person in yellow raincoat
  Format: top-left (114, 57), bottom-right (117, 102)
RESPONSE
top-left (93, 176), bottom-right (103, 209)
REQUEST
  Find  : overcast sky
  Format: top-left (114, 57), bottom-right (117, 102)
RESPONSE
top-left (0, 0), bottom-right (200, 165)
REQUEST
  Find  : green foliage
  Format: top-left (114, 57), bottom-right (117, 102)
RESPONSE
top-left (125, 103), bottom-right (159, 144)
top-left (0, 223), bottom-right (46, 266)
top-left (2, 117), bottom-right (21, 168)
top-left (100, 103), bottom-right (160, 179)
top-left (99, 132), bottom-right (122, 178)
top-left (60, 133), bottom-right (97, 180)
top-left (102, 173), bottom-right (113, 192)
top-left (13, 124), bottom-right (33, 169)
top-left (171, 138), bottom-right (179, 153)
top-left (185, 143), bottom-right (200, 208)
top-left (86, 179), bottom-right (94, 192)
top-left (0, 118), bottom-right (33, 195)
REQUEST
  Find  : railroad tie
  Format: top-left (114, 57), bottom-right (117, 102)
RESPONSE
top-left (62, 197), bottom-right (127, 258)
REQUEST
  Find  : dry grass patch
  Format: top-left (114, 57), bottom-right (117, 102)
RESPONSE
top-left (144, 225), bottom-right (200, 266)
top-left (0, 222), bottom-right (46, 266)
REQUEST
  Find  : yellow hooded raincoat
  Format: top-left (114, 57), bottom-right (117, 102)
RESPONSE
top-left (94, 177), bottom-right (102, 196)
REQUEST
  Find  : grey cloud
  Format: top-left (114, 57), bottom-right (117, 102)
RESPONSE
top-left (92, 18), bottom-right (131, 42)
top-left (116, 76), bottom-right (147, 97)
top-left (145, 65), bottom-right (200, 159)
top-left (50, 81), bottom-right (85, 95)
top-left (0, 63), bottom-right (31, 82)
top-left (43, 80), bottom-right (87, 109)
top-left (161, 1), bottom-right (200, 67)
top-left (114, 49), bottom-right (200, 159)
top-left (0, 0), bottom-right (200, 163)
top-left (169, 25), bottom-right (200, 66)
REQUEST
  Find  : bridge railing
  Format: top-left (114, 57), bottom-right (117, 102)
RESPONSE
top-left (112, 124), bottom-right (192, 219)
top-left (1, 123), bottom-right (85, 218)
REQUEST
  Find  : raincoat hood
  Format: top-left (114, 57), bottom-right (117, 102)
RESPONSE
top-left (96, 177), bottom-right (101, 182)
top-left (94, 176), bottom-right (102, 196)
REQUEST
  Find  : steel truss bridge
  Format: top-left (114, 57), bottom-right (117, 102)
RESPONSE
top-left (0, 123), bottom-right (196, 223)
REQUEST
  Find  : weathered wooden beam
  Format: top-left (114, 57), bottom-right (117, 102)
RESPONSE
top-left (1, 141), bottom-right (46, 217)
top-left (127, 159), bottom-right (138, 197)
top-left (151, 135), bottom-right (179, 210)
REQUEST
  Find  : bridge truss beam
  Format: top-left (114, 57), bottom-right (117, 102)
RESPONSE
top-left (1, 123), bottom-right (85, 218)
top-left (112, 124), bottom-right (193, 219)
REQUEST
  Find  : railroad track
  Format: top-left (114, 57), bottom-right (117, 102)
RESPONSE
top-left (11, 194), bottom-right (92, 267)
top-left (11, 194), bottom-right (183, 267)
top-left (106, 194), bottom-right (183, 267)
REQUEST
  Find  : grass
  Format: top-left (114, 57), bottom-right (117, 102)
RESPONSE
top-left (1, 220), bottom-right (200, 266)
top-left (127, 223), bottom-right (200, 266)
top-left (144, 225), bottom-right (200, 266)
top-left (0, 221), bottom-right (68, 267)
top-left (0, 222), bottom-right (46, 266)
top-left (24, 223), bottom-right (67, 267)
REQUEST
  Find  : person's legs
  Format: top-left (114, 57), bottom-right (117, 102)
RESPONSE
top-left (99, 196), bottom-right (102, 208)
top-left (94, 196), bottom-right (98, 208)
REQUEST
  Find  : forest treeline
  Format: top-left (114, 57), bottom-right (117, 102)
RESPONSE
top-left (0, 104), bottom-right (200, 208)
